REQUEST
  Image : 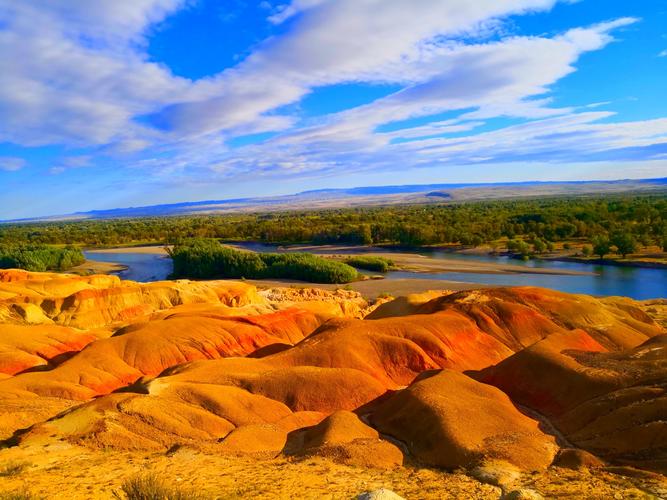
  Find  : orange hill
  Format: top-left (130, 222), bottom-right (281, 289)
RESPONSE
top-left (0, 270), bottom-right (665, 477)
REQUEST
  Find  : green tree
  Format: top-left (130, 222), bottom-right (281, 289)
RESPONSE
top-left (532, 238), bottom-right (547, 254)
top-left (611, 232), bottom-right (637, 259)
top-left (592, 236), bottom-right (611, 259)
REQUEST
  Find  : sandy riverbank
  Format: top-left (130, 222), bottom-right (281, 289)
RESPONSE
top-left (68, 260), bottom-right (127, 276)
top-left (85, 245), bottom-right (169, 255)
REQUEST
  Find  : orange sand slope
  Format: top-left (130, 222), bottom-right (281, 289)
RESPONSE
top-left (0, 269), bottom-right (665, 479)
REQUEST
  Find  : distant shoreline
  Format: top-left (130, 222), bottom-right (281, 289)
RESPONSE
top-left (85, 244), bottom-right (594, 277)
top-left (82, 242), bottom-right (667, 271)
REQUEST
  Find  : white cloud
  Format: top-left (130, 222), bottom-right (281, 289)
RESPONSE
top-left (659, 49), bottom-right (667, 57)
top-left (148, 0), bottom-right (567, 137)
top-left (0, 0), bottom-right (664, 189)
top-left (0, 156), bottom-right (26, 171)
top-left (0, 0), bottom-right (189, 146)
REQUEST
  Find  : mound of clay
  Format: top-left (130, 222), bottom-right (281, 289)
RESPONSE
top-left (287, 410), bottom-right (403, 469)
top-left (0, 324), bottom-right (100, 375)
top-left (414, 287), bottom-right (662, 351)
top-left (365, 290), bottom-right (450, 319)
top-left (0, 270), bottom-right (263, 328)
top-left (267, 313), bottom-right (512, 387)
top-left (370, 370), bottom-right (558, 471)
top-left (477, 334), bottom-right (667, 473)
top-left (1, 273), bottom-right (665, 478)
top-left (18, 360), bottom-right (384, 452)
top-left (0, 308), bottom-right (331, 400)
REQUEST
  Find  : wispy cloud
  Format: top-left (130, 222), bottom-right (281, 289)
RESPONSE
top-left (0, 156), bottom-right (26, 172)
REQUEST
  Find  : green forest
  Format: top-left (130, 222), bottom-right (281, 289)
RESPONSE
top-left (0, 194), bottom-right (665, 253)
top-left (169, 239), bottom-right (358, 283)
top-left (0, 244), bottom-right (84, 272)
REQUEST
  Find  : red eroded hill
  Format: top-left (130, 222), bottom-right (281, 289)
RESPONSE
top-left (476, 333), bottom-right (667, 473)
top-left (0, 307), bottom-right (335, 400)
top-left (0, 269), bottom-right (263, 328)
top-left (0, 272), bottom-right (665, 476)
top-left (0, 324), bottom-right (101, 375)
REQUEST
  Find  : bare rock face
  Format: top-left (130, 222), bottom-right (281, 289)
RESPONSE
top-left (0, 271), bottom-right (665, 479)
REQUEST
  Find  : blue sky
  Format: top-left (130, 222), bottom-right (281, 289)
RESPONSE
top-left (0, 0), bottom-right (666, 219)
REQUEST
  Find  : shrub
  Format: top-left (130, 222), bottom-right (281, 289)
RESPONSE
top-left (507, 239), bottom-right (532, 258)
top-left (0, 460), bottom-right (29, 477)
top-left (0, 245), bottom-right (84, 272)
top-left (344, 256), bottom-right (394, 273)
top-left (532, 238), bottom-right (547, 254)
top-left (169, 239), bottom-right (359, 284)
top-left (610, 231), bottom-right (637, 258)
top-left (114, 473), bottom-right (206, 500)
top-left (592, 235), bottom-right (611, 259)
top-left (0, 490), bottom-right (39, 500)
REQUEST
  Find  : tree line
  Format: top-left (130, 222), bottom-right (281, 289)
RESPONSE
top-left (0, 244), bottom-right (85, 272)
top-left (0, 194), bottom-right (665, 253)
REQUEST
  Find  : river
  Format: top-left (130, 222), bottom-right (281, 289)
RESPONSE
top-left (84, 251), bottom-right (173, 283)
top-left (84, 247), bottom-right (667, 300)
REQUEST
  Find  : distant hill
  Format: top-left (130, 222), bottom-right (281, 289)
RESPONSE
top-left (4, 177), bottom-right (666, 222)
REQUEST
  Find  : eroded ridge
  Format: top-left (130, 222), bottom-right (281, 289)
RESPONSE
top-left (0, 270), bottom-right (666, 498)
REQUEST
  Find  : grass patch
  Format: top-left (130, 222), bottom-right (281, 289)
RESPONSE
top-left (113, 472), bottom-right (207, 500)
top-left (0, 460), bottom-right (29, 477)
top-left (0, 489), bottom-right (39, 500)
top-left (344, 256), bottom-right (394, 273)
top-left (168, 239), bottom-right (359, 284)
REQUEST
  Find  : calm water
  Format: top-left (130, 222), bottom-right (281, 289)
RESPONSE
top-left (388, 250), bottom-right (667, 300)
top-left (84, 251), bottom-right (173, 282)
top-left (84, 247), bottom-right (667, 300)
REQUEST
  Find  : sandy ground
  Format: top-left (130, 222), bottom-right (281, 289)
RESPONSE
top-left (248, 278), bottom-right (484, 299)
top-left (68, 260), bottom-right (127, 276)
top-left (91, 245), bottom-right (594, 276)
top-left (0, 442), bottom-right (664, 500)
